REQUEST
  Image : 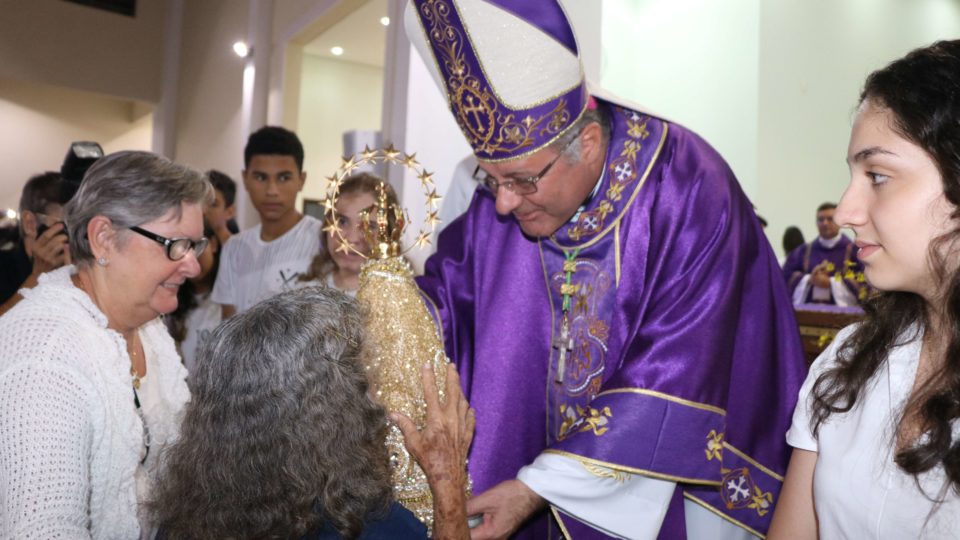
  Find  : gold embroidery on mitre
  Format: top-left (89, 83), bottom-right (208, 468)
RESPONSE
top-left (416, 0), bottom-right (577, 159)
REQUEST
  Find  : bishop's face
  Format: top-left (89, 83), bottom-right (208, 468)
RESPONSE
top-left (478, 126), bottom-right (604, 238)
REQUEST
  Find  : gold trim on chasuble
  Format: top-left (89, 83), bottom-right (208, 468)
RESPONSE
top-left (411, 0), bottom-right (587, 163)
top-left (549, 117), bottom-right (668, 249)
top-left (597, 387), bottom-right (727, 416)
top-left (550, 507), bottom-right (574, 540)
top-left (543, 449), bottom-right (722, 487)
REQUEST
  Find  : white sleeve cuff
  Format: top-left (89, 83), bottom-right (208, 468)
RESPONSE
top-left (830, 278), bottom-right (859, 307)
top-left (518, 453), bottom-right (674, 539)
top-left (792, 274), bottom-right (812, 305)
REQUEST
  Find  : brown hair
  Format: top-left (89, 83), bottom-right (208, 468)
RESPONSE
top-left (811, 40), bottom-right (960, 498)
top-left (299, 172), bottom-right (399, 283)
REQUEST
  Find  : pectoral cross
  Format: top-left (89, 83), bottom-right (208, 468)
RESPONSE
top-left (553, 249), bottom-right (580, 385)
top-left (553, 317), bottom-right (573, 384)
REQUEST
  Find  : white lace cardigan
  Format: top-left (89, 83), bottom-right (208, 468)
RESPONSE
top-left (0, 266), bottom-right (190, 539)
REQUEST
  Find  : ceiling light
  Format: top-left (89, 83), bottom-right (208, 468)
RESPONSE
top-left (330, 46), bottom-right (344, 56)
top-left (4, 209), bottom-right (17, 220)
top-left (380, 16), bottom-right (390, 26)
top-left (233, 41), bottom-right (250, 58)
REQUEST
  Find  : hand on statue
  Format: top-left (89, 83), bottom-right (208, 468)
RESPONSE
top-left (392, 363), bottom-right (475, 539)
top-left (392, 363), bottom-right (475, 490)
top-left (466, 479), bottom-right (546, 540)
top-left (29, 223), bottom-right (71, 276)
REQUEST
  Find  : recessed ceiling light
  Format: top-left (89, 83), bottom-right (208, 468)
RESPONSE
top-left (232, 41), bottom-right (250, 58)
top-left (380, 16), bottom-right (390, 26)
top-left (331, 46), bottom-right (344, 56)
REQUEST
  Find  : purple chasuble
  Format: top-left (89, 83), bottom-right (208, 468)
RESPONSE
top-left (417, 99), bottom-right (807, 539)
top-left (783, 236), bottom-right (864, 304)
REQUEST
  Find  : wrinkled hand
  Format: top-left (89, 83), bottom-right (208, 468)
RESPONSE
top-left (28, 223), bottom-right (70, 275)
top-left (465, 479), bottom-right (545, 540)
top-left (392, 363), bottom-right (475, 539)
top-left (393, 363), bottom-right (475, 489)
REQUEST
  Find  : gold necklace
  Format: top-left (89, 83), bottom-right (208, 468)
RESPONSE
top-left (128, 334), bottom-right (142, 390)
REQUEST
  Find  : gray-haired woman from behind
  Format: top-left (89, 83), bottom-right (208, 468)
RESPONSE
top-left (150, 286), bottom-right (474, 539)
top-left (0, 151), bottom-right (211, 537)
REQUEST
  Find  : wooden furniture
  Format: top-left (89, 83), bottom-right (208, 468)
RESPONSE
top-left (794, 305), bottom-right (866, 364)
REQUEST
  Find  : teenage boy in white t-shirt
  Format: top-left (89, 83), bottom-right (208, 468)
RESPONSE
top-left (212, 126), bottom-right (322, 318)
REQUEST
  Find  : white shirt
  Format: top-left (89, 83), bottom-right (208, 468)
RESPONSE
top-left (290, 274), bottom-right (357, 297)
top-left (177, 292), bottom-right (222, 373)
top-left (211, 215), bottom-right (322, 313)
top-left (788, 324), bottom-right (960, 539)
top-left (0, 266), bottom-right (190, 539)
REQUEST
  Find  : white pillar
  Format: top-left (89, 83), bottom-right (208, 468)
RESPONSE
top-left (237, 0), bottom-right (274, 229)
top-left (151, 0), bottom-right (183, 159)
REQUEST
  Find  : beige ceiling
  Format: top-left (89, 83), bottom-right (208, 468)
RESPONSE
top-left (303, 0), bottom-right (389, 67)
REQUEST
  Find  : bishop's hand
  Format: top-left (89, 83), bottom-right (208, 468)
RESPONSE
top-left (466, 479), bottom-right (546, 540)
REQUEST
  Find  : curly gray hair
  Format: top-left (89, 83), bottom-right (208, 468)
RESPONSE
top-left (149, 287), bottom-right (393, 539)
top-left (63, 150), bottom-right (212, 264)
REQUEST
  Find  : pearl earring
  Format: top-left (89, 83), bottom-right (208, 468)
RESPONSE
top-left (96, 257), bottom-right (108, 267)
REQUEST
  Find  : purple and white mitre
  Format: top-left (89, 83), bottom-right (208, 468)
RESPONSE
top-left (404, 0), bottom-right (588, 162)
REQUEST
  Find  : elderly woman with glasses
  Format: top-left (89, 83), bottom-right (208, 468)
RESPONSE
top-left (0, 151), bottom-right (211, 538)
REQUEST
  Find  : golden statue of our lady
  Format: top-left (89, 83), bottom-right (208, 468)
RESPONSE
top-left (323, 148), bottom-right (469, 531)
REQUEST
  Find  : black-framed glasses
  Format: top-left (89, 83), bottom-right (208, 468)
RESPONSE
top-left (129, 226), bottom-right (208, 261)
top-left (473, 132), bottom-right (580, 196)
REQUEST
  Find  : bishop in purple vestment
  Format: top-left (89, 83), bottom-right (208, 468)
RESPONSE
top-left (405, 1), bottom-right (807, 538)
top-left (783, 203), bottom-right (866, 306)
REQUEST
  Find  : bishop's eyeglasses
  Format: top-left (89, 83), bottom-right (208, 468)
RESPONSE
top-left (473, 132), bottom-right (579, 196)
top-left (129, 226), bottom-right (209, 261)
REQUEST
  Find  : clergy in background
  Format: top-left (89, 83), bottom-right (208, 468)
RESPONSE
top-left (783, 202), bottom-right (866, 306)
top-left (408, 1), bottom-right (807, 538)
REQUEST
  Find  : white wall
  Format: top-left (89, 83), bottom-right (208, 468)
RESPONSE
top-left (0, 0), bottom-right (166, 103)
top-left (756, 0), bottom-right (960, 253)
top-left (0, 79), bottom-right (152, 211)
top-left (297, 55), bottom-right (384, 203)
top-left (0, 0), bottom-right (171, 212)
top-left (599, 0), bottom-right (960, 257)
top-left (172, 0), bottom-right (248, 189)
top-left (600, 0), bottom-right (760, 197)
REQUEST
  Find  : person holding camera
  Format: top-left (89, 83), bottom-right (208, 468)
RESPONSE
top-left (0, 151), bottom-right (210, 537)
top-left (0, 171), bottom-right (71, 317)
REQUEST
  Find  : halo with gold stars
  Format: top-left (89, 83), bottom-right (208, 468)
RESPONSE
top-left (322, 144), bottom-right (442, 258)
